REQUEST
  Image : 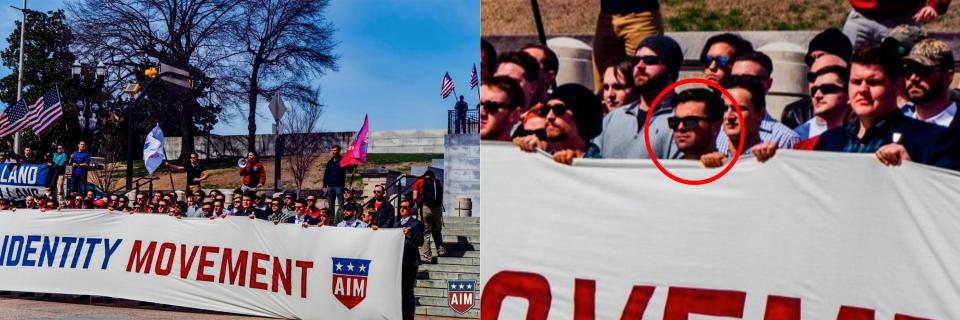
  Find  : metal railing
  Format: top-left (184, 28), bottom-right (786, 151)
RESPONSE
top-left (447, 109), bottom-right (479, 135)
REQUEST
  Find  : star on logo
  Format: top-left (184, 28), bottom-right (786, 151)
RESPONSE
top-left (450, 284), bottom-right (456, 290)
top-left (347, 263), bottom-right (354, 271)
top-left (459, 284), bottom-right (465, 289)
top-left (359, 264), bottom-right (366, 273)
top-left (467, 284), bottom-right (472, 289)
top-left (335, 262), bottom-right (343, 271)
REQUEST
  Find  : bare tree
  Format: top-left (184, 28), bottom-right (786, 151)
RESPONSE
top-left (89, 109), bottom-right (125, 193)
top-left (68, 0), bottom-right (242, 161)
top-left (229, 0), bottom-right (338, 152)
top-left (281, 95), bottom-right (324, 196)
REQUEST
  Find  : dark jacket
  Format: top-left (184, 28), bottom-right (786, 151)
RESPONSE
top-left (323, 155), bottom-right (346, 188)
top-left (284, 215), bottom-right (319, 225)
top-left (781, 98), bottom-right (814, 130)
top-left (816, 111), bottom-right (959, 169)
top-left (237, 207), bottom-right (270, 220)
top-left (396, 217), bottom-right (425, 266)
top-left (366, 199), bottom-right (396, 228)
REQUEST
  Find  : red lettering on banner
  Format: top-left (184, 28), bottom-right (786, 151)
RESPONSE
top-left (295, 260), bottom-right (314, 298)
top-left (619, 285), bottom-right (656, 319)
top-left (837, 306), bottom-right (874, 319)
top-left (764, 295), bottom-right (800, 320)
top-left (125, 240), bottom-right (157, 274)
top-left (480, 271), bottom-right (551, 320)
top-left (271, 257), bottom-right (292, 295)
top-left (481, 272), bottom-right (938, 319)
top-left (573, 279), bottom-right (595, 320)
top-left (179, 244), bottom-right (199, 279)
top-left (250, 252), bottom-right (269, 290)
top-left (663, 287), bottom-right (746, 320)
top-left (154, 242), bottom-right (176, 276)
top-left (219, 248), bottom-right (248, 286)
top-left (196, 246), bottom-right (219, 282)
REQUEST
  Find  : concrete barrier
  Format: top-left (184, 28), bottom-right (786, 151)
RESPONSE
top-left (547, 37), bottom-right (595, 89)
top-left (758, 42), bottom-right (809, 120)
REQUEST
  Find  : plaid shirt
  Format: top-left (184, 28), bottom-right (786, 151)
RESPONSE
top-left (716, 114), bottom-right (800, 157)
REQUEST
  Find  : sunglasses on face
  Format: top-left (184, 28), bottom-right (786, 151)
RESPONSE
top-left (904, 64), bottom-right (935, 77)
top-left (667, 116), bottom-right (709, 130)
top-left (537, 103), bottom-right (570, 117)
top-left (701, 55), bottom-right (731, 68)
top-left (632, 55), bottom-right (661, 66)
top-left (479, 101), bottom-right (511, 114)
top-left (515, 128), bottom-right (547, 140)
top-left (810, 84), bottom-right (844, 96)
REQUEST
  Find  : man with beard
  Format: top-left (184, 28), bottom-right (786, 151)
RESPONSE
top-left (592, 35), bottom-right (683, 160)
top-left (479, 76), bottom-right (524, 141)
top-left (668, 88), bottom-right (725, 162)
top-left (601, 56), bottom-right (639, 114)
top-left (700, 33), bottom-right (753, 84)
top-left (513, 84), bottom-right (604, 164)
top-left (813, 44), bottom-right (957, 169)
top-left (901, 39), bottom-right (955, 128)
top-left (702, 77), bottom-right (779, 168)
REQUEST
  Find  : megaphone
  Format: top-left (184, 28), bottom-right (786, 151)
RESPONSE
top-left (238, 158), bottom-right (247, 168)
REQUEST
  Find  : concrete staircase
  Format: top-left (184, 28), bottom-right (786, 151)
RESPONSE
top-left (415, 216), bottom-right (480, 319)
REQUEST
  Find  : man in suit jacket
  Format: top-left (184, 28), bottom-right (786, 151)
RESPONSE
top-left (238, 193), bottom-right (270, 220)
top-left (283, 199), bottom-right (318, 227)
top-left (395, 199), bottom-right (424, 320)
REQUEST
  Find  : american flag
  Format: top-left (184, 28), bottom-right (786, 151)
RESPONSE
top-left (469, 64), bottom-right (479, 89)
top-left (0, 99), bottom-right (33, 138)
top-left (29, 86), bottom-right (63, 135)
top-left (441, 72), bottom-right (455, 99)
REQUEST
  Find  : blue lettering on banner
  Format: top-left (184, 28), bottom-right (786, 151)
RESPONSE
top-left (0, 164), bottom-right (50, 200)
top-left (0, 234), bottom-right (123, 270)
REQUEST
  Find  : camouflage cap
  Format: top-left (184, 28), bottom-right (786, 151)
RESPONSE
top-left (883, 25), bottom-right (927, 55)
top-left (904, 39), bottom-right (954, 69)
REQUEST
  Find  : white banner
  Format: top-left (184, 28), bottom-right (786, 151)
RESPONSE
top-left (0, 210), bottom-right (402, 319)
top-left (481, 142), bottom-right (960, 319)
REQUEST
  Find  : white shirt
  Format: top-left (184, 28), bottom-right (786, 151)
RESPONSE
top-left (915, 102), bottom-right (957, 128)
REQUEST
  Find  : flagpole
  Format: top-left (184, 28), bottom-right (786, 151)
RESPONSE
top-left (14, 0), bottom-right (27, 153)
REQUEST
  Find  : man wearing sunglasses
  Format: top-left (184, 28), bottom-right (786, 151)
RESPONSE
top-left (901, 39), bottom-right (956, 128)
top-left (782, 28), bottom-right (853, 130)
top-left (668, 89), bottom-right (725, 161)
top-left (593, 35), bottom-right (683, 160)
top-left (365, 184), bottom-right (395, 228)
top-left (522, 44), bottom-right (559, 99)
top-left (700, 33), bottom-right (753, 84)
top-left (167, 152), bottom-right (208, 194)
top-left (393, 199), bottom-right (424, 320)
top-left (812, 44), bottom-right (957, 169)
top-left (795, 66), bottom-right (851, 140)
top-left (480, 76), bottom-right (524, 141)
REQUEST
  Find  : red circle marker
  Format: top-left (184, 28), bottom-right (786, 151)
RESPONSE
top-left (642, 78), bottom-right (745, 185)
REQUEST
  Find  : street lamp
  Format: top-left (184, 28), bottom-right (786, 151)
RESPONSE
top-left (71, 60), bottom-right (107, 147)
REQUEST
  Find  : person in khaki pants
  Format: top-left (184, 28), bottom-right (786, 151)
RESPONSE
top-left (592, 0), bottom-right (664, 93)
top-left (413, 170), bottom-right (445, 262)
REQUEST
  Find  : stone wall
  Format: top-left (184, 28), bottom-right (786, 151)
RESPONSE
top-left (163, 129), bottom-right (446, 159)
top-left (443, 134), bottom-right (480, 217)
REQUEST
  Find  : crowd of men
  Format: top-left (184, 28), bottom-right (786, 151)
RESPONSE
top-left (2, 145), bottom-right (446, 320)
top-left (481, 0), bottom-right (960, 170)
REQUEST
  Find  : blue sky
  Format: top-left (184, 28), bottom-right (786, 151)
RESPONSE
top-left (0, 0), bottom-right (480, 134)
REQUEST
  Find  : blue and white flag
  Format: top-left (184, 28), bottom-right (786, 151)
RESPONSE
top-left (143, 124), bottom-right (165, 175)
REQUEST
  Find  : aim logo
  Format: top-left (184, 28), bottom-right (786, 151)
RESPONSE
top-left (331, 257), bottom-right (371, 309)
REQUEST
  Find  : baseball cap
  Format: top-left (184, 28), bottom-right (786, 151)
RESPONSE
top-left (882, 25), bottom-right (927, 57)
top-left (904, 39), bottom-right (953, 69)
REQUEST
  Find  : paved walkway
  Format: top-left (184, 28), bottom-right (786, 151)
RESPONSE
top-left (0, 294), bottom-right (460, 319)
